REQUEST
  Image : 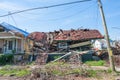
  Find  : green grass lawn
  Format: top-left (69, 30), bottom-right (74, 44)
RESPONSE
top-left (0, 65), bottom-right (30, 77)
top-left (85, 60), bottom-right (106, 66)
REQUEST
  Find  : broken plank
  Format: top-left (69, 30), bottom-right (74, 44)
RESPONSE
top-left (69, 41), bottom-right (91, 48)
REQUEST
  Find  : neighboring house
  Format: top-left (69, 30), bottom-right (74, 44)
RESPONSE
top-left (110, 40), bottom-right (116, 47)
top-left (0, 22), bottom-right (29, 54)
top-left (93, 39), bottom-right (115, 50)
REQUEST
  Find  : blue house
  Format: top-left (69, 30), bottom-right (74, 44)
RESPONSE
top-left (0, 22), bottom-right (29, 54)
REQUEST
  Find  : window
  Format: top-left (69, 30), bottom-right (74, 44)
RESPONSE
top-left (8, 41), bottom-right (13, 50)
top-left (58, 42), bottom-right (68, 49)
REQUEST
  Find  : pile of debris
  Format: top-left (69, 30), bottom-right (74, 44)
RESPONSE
top-left (112, 41), bottom-right (120, 55)
top-left (51, 51), bottom-right (94, 64)
top-left (28, 32), bottom-right (49, 53)
top-left (93, 41), bottom-right (120, 57)
top-left (28, 29), bottom-right (103, 53)
top-left (27, 29), bottom-right (104, 64)
top-left (35, 53), bottom-right (48, 65)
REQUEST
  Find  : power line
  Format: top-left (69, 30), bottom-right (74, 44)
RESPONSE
top-left (42, 3), bottom-right (95, 21)
top-left (16, 2), bottom-right (95, 22)
top-left (112, 27), bottom-right (120, 30)
top-left (24, 4), bottom-right (75, 15)
top-left (0, 0), bottom-right (92, 17)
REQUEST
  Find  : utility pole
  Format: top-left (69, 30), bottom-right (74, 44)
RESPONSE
top-left (98, 0), bottom-right (115, 71)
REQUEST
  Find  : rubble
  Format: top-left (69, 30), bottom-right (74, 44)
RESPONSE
top-left (35, 53), bottom-right (48, 65)
top-left (28, 29), bottom-right (103, 53)
top-left (26, 29), bottom-right (104, 64)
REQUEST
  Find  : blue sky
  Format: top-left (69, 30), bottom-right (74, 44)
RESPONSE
top-left (0, 0), bottom-right (119, 40)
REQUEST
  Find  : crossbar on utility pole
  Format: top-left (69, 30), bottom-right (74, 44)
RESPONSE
top-left (98, 0), bottom-right (115, 71)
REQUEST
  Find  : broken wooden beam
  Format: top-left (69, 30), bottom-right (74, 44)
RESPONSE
top-left (51, 52), bottom-right (72, 62)
top-left (69, 41), bottom-right (91, 48)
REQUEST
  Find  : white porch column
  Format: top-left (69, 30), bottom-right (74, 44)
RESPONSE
top-left (21, 38), bottom-right (24, 53)
top-left (3, 39), bottom-right (5, 53)
top-left (16, 39), bottom-right (17, 53)
top-left (12, 38), bottom-right (15, 51)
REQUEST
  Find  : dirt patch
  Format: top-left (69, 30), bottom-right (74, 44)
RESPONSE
top-left (0, 75), bottom-right (98, 80)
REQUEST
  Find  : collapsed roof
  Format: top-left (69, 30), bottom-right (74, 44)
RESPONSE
top-left (54, 29), bottom-right (104, 41)
top-left (28, 32), bottom-right (47, 42)
top-left (28, 29), bottom-right (104, 42)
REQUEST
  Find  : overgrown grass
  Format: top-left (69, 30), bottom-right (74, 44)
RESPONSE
top-left (0, 65), bottom-right (31, 77)
top-left (45, 62), bottom-right (71, 76)
top-left (85, 60), bottom-right (105, 66)
top-left (45, 62), bottom-right (98, 77)
top-left (27, 61), bottom-right (35, 65)
top-left (53, 55), bottom-right (61, 60)
top-left (0, 61), bottom-right (113, 79)
top-left (46, 61), bottom-right (70, 67)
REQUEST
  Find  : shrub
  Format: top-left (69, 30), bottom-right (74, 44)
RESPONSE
top-left (0, 54), bottom-right (14, 65)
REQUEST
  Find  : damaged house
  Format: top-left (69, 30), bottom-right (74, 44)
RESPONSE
top-left (28, 29), bottom-right (104, 53)
top-left (28, 32), bottom-right (48, 53)
top-left (54, 29), bottom-right (104, 52)
top-left (0, 22), bottom-right (29, 54)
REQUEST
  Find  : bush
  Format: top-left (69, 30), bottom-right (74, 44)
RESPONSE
top-left (0, 54), bottom-right (14, 65)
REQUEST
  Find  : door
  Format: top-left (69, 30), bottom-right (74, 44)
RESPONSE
top-left (8, 40), bottom-right (13, 52)
top-left (4, 39), bottom-right (14, 53)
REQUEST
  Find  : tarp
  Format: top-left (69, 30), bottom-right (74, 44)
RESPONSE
top-left (0, 22), bottom-right (29, 37)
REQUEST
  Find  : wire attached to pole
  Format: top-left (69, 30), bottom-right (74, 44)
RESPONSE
top-left (0, 0), bottom-right (92, 17)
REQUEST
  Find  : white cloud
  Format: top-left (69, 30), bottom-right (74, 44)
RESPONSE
top-left (0, 2), bottom-right (27, 11)
top-left (62, 19), bottom-right (75, 25)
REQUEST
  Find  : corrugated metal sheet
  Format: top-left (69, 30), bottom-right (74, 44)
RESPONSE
top-left (0, 22), bottom-right (29, 37)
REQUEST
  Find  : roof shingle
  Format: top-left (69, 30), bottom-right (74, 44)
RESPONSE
top-left (28, 32), bottom-right (47, 42)
top-left (54, 29), bottom-right (103, 41)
